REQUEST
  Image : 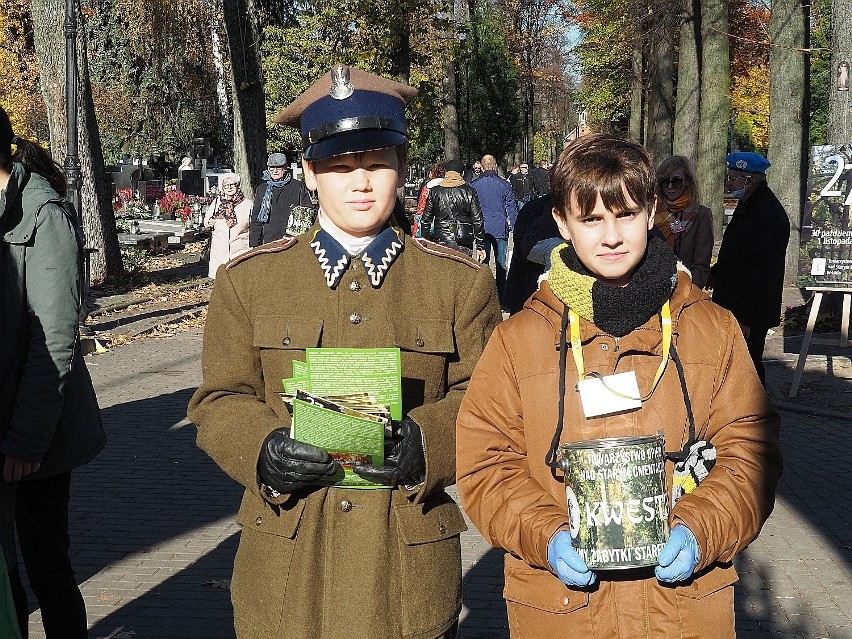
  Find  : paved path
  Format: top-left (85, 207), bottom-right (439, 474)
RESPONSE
top-left (19, 329), bottom-right (852, 638)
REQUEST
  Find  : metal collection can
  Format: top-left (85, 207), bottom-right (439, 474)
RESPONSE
top-left (559, 434), bottom-right (669, 570)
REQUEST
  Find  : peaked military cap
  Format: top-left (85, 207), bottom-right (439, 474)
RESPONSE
top-left (274, 64), bottom-right (418, 161)
top-left (726, 151), bottom-right (771, 174)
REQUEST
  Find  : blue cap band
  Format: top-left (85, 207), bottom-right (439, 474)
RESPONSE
top-left (300, 91), bottom-right (406, 136)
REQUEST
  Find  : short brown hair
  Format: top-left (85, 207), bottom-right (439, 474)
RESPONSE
top-left (551, 134), bottom-right (655, 220)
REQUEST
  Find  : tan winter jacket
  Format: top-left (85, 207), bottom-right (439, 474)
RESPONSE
top-left (456, 273), bottom-right (781, 639)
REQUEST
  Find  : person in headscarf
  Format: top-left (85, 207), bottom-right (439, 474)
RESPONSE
top-left (653, 156), bottom-right (714, 289)
top-left (249, 152), bottom-right (316, 246)
top-left (204, 174), bottom-right (252, 278)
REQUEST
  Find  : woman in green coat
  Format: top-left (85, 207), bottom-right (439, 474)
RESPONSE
top-left (1, 106), bottom-right (105, 637)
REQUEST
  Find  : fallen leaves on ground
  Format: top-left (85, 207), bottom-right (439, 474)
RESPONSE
top-left (87, 282), bottom-right (210, 325)
top-left (93, 306), bottom-right (207, 351)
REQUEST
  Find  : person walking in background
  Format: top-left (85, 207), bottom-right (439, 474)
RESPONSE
top-left (654, 156), bottom-right (714, 289)
top-left (1, 106), bottom-right (105, 639)
top-left (471, 154), bottom-right (518, 305)
top-left (413, 161), bottom-right (445, 237)
top-left (509, 161), bottom-right (533, 206)
top-left (530, 159), bottom-right (551, 197)
top-left (710, 152), bottom-right (790, 386)
top-left (420, 159), bottom-right (485, 259)
top-left (502, 193), bottom-right (553, 314)
top-left (463, 160), bottom-right (482, 183)
top-left (188, 65), bottom-right (501, 639)
top-left (456, 134), bottom-right (781, 639)
top-left (204, 174), bottom-right (252, 278)
top-left (249, 152), bottom-right (316, 246)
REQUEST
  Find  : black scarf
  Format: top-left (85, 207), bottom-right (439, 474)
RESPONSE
top-left (548, 237), bottom-right (678, 337)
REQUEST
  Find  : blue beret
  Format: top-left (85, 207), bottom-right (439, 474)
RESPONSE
top-left (273, 65), bottom-right (417, 160)
top-left (726, 152), bottom-right (771, 174)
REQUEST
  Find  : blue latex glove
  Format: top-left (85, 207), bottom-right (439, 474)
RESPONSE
top-left (547, 531), bottom-right (596, 587)
top-left (655, 524), bottom-right (700, 583)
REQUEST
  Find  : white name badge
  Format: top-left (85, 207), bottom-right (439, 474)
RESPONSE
top-left (576, 371), bottom-right (643, 418)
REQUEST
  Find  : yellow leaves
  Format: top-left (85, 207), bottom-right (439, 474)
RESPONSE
top-left (731, 63), bottom-right (769, 152)
top-left (0, 3), bottom-right (44, 140)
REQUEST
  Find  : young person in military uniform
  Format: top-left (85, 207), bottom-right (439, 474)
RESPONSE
top-left (188, 65), bottom-right (502, 639)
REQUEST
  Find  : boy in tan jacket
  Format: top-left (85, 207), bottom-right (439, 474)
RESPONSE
top-left (456, 134), bottom-right (781, 638)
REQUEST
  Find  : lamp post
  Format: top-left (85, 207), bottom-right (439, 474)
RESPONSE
top-left (64, 0), bottom-right (81, 223)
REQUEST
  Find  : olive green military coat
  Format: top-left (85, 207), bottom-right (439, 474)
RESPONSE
top-left (188, 226), bottom-right (501, 639)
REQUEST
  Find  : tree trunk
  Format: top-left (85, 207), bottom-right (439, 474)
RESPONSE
top-left (828, 0), bottom-right (852, 144)
top-left (673, 0), bottom-right (700, 163)
top-left (628, 38), bottom-right (644, 141)
top-left (223, 0), bottom-right (267, 191)
top-left (211, 12), bottom-right (233, 146)
top-left (646, 5), bottom-right (674, 164)
top-left (443, 58), bottom-right (460, 159)
top-left (768, 0), bottom-right (809, 285)
top-left (31, 0), bottom-right (123, 284)
top-left (526, 81), bottom-right (535, 162)
top-left (696, 0), bottom-right (730, 239)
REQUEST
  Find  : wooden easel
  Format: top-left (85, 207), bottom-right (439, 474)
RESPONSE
top-left (788, 287), bottom-right (852, 398)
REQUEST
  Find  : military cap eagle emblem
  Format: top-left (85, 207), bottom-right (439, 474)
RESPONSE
top-left (329, 64), bottom-right (354, 100)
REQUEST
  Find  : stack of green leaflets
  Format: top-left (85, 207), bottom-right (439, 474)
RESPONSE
top-left (281, 348), bottom-right (402, 489)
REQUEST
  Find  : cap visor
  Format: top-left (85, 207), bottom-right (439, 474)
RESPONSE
top-left (304, 130), bottom-right (406, 161)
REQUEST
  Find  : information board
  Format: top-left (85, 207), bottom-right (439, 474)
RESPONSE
top-left (799, 145), bottom-right (852, 287)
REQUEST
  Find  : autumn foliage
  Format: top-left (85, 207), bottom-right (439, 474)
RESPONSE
top-left (0, 0), bottom-right (46, 142)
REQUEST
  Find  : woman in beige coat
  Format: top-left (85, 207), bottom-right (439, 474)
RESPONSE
top-left (456, 134), bottom-right (781, 638)
top-left (204, 174), bottom-right (252, 278)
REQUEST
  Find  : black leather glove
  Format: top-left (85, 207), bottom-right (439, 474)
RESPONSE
top-left (257, 428), bottom-right (339, 494)
top-left (353, 417), bottom-right (426, 486)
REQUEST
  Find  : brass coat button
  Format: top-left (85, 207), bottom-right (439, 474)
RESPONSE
top-left (415, 338), bottom-right (425, 347)
top-left (601, 343), bottom-right (609, 351)
top-left (438, 522), bottom-right (447, 535)
top-left (349, 312), bottom-right (362, 324)
top-left (562, 596), bottom-right (570, 606)
top-left (349, 281), bottom-right (362, 292)
top-left (255, 516), bottom-right (263, 526)
top-left (282, 336), bottom-right (291, 346)
top-left (340, 500), bottom-right (353, 512)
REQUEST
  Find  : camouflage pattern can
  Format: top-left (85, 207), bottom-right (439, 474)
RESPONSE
top-left (559, 434), bottom-right (669, 569)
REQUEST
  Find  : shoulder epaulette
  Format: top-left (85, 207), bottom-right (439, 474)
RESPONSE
top-left (411, 237), bottom-right (482, 270)
top-left (225, 236), bottom-right (298, 270)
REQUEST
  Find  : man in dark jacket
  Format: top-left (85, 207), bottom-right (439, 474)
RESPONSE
top-left (1, 112), bottom-right (105, 638)
top-left (530, 160), bottom-right (551, 196)
top-left (509, 161), bottom-right (533, 206)
top-left (711, 152), bottom-right (790, 385)
top-left (471, 154), bottom-right (518, 304)
top-left (420, 159), bottom-right (485, 259)
top-left (462, 160), bottom-right (482, 183)
top-left (502, 194), bottom-right (553, 314)
top-left (249, 152), bottom-right (317, 246)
